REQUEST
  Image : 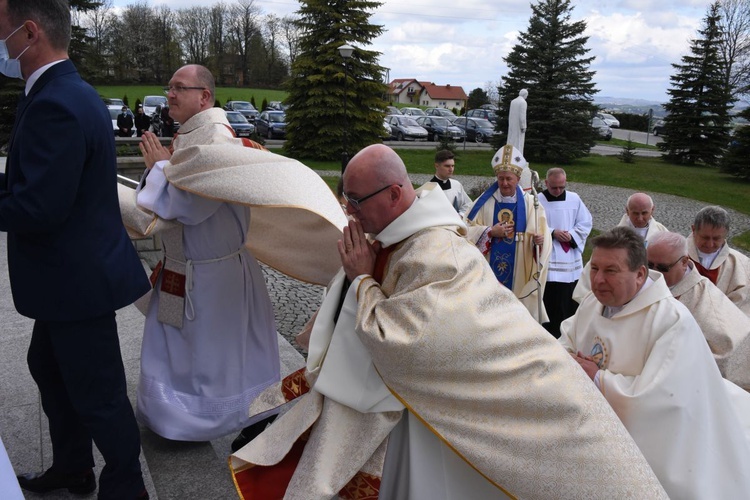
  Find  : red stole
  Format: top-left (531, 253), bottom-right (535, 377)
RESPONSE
top-left (690, 257), bottom-right (720, 285)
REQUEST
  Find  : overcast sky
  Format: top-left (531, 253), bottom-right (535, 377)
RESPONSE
top-left (113, 0), bottom-right (714, 103)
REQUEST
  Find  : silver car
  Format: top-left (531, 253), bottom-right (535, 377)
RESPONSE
top-left (386, 115), bottom-right (428, 141)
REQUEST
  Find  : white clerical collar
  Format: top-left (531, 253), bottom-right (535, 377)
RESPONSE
top-left (495, 190), bottom-right (517, 203)
top-left (375, 183), bottom-right (466, 247)
top-left (26, 59), bottom-right (66, 95)
top-left (603, 276), bottom-right (654, 319)
top-left (627, 220), bottom-right (649, 240)
top-left (696, 246), bottom-right (722, 268)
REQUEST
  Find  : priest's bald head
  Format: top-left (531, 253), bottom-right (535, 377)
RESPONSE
top-left (590, 226), bottom-right (648, 307)
top-left (625, 193), bottom-right (655, 229)
top-left (647, 232), bottom-right (690, 287)
top-left (342, 144), bottom-right (416, 235)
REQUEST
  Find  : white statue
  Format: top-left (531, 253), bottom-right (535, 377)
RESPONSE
top-left (507, 89), bottom-right (528, 154)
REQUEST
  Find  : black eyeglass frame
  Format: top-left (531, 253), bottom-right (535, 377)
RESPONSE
top-left (163, 85), bottom-right (207, 95)
top-left (647, 255), bottom-right (685, 273)
top-left (342, 184), bottom-right (402, 212)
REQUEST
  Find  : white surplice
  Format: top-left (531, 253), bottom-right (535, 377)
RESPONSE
top-left (135, 110), bottom-right (280, 441)
top-left (688, 233), bottom-right (750, 318)
top-left (560, 271), bottom-right (750, 499)
top-left (423, 177), bottom-right (472, 217)
top-left (539, 190), bottom-right (592, 283)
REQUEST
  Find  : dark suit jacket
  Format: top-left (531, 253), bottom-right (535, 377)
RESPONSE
top-left (0, 59), bottom-right (149, 321)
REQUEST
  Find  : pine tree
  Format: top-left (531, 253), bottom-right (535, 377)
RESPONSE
top-left (467, 88), bottom-right (489, 110)
top-left (495, 0), bottom-right (598, 163)
top-left (660, 2), bottom-right (733, 166)
top-left (720, 107), bottom-right (750, 179)
top-left (283, 0), bottom-right (387, 163)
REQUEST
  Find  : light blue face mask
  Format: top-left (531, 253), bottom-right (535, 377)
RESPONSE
top-left (0, 24), bottom-right (30, 80)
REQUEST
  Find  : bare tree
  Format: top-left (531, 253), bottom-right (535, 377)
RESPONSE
top-left (228, 0), bottom-right (261, 86)
top-left (484, 80), bottom-right (500, 105)
top-left (119, 2), bottom-right (160, 82)
top-left (81, 0), bottom-right (114, 58)
top-left (152, 5), bottom-right (180, 84)
top-left (176, 7), bottom-right (212, 65)
top-left (719, 0), bottom-right (750, 100)
top-left (209, 3), bottom-right (230, 81)
top-left (280, 15), bottom-right (301, 67)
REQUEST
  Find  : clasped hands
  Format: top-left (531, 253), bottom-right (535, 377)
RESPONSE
top-left (571, 351), bottom-right (599, 381)
top-left (553, 229), bottom-right (573, 243)
top-left (490, 222), bottom-right (544, 245)
top-left (338, 220), bottom-right (381, 281)
top-left (139, 131), bottom-right (172, 170)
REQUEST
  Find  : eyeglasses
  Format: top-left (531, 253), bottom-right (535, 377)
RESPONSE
top-left (163, 85), bottom-right (206, 95)
top-left (647, 255), bottom-right (685, 273)
top-left (342, 184), bottom-right (402, 212)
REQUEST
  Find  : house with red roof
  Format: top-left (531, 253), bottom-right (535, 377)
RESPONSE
top-left (387, 79), bottom-right (468, 112)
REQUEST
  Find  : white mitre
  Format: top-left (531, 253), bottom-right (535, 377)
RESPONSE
top-left (492, 144), bottom-right (533, 191)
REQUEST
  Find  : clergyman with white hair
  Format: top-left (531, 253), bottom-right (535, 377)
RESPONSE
top-left (647, 231), bottom-right (750, 390)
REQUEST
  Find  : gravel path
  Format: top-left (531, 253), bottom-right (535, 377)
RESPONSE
top-left (270, 170), bottom-right (750, 349)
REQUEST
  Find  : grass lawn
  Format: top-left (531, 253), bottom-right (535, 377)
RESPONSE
top-left (305, 149), bottom-right (750, 216)
top-left (96, 85), bottom-right (287, 109)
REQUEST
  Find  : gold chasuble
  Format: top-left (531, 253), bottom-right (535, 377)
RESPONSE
top-left (230, 185), bottom-right (666, 499)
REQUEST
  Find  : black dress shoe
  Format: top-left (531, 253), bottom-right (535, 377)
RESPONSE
top-left (17, 467), bottom-right (96, 494)
top-left (230, 414), bottom-right (277, 453)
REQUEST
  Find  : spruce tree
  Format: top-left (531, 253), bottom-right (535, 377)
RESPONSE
top-left (660, 2), bottom-right (733, 166)
top-left (283, 0), bottom-right (387, 163)
top-left (496, 0), bottom-right (598, 163)
top-left (720, 107), bottom-right (750, 179)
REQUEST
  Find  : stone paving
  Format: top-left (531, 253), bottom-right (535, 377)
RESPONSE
top-left (2, 165), bottom-right (748, 499)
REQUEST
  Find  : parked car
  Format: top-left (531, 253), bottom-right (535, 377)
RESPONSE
top-left (151, 104), bottom-right (180, 136)
top-left (597, 112), bottom-right (620, 128)
top-left (255, 110), bottom-right (287, 139)
top-left (103, 97), bottom-right (125, 107)
top-left (386, 115), bottom-right (428, 141)
top-left (401, 107), bottom-right (426, 118)
top-left (592, 116), bottom-right (612, 140)
top-left (224, 101), bottom-right (260, 122)
top-left (466, 108), bottom-right (498, 124)
top-left (425, 107), bottom-right (458, 122)
top-left (452, 117), bottom-right (499, 143)
top-left (142, 95), bottom-right (167, 118)
top-left (266, 101), bottom-right (288, 111)
top-left (415, 116), bottom-right (465, 142)
top-left (225, 110), bottom-right (255, 138)
top-left (652, 120), bottom-right (666, 136)
top-left (107, 105), bottom-right (135, 137)
top-left (385, 105), bottom-right (402, 116)
top-left (480, 103), bottom-right (498, 111)
top-left (382, 119), bottom-right (392, 141)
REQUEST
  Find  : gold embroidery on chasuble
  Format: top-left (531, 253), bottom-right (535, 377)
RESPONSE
top-left (281, 367), bottom-right (310, 401)
top-left (339, 471), bottom-right (381, 500)
top-left (591, 335), bottom-right (609, 369)
top-left (160, 268), bottom-right (186, 297)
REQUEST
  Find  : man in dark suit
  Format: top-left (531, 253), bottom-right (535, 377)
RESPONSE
top-left (117, 105), bottom-right (134, 137)
top-left (0, 1), bottom-right (150, 498)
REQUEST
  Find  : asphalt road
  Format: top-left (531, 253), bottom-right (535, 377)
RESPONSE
top-left (611, 127), bottom-right (662, 145)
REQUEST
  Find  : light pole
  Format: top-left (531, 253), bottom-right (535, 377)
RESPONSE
top-left (338, 43), bottom-right (354, 173)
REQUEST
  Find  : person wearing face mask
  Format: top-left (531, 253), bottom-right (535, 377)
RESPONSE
top-left (116, 105), bottom-right (133, 137)
top-left (0, 0), bottom-right (150, 498)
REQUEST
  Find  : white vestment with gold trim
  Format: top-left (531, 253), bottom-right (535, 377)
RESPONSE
top-left (560, 272), bottom-right (750, 499)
